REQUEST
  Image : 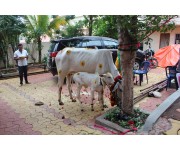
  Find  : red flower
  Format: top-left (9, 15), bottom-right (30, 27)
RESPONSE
top-left (128, 120), bottom-right (134, 125)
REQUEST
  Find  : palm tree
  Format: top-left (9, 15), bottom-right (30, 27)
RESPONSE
top-left (24, 15), bottom-right (66, 63)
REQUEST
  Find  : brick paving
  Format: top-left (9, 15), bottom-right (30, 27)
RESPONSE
top-left (0, 98), bottom-right (41, 135)
top-left (0, 67), bottom-right (179, 135)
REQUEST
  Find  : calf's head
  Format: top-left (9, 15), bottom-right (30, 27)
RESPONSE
top-left (109, 75), bottom-right (122, 107)
top-left (100, 72), bottom-right (114, 86)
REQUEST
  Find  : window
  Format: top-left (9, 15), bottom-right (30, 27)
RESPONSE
top-left (159, 33), bottom-right (170, 48)
top-left (70, 39), bottom-right (82, 47)
top-left (57, 40), bottom-right (69, 51)
top-left (81, 40), bottom-right (102, 48)
top-left (175, 34), bottom-right (180, 44)
top-left (104, 40), bottom-right (118, 49)
top-left (48, 42), bottom-right (57, 52)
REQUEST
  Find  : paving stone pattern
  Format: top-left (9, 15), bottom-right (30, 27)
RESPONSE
top-left (0, 68), bottom-right (179, 135)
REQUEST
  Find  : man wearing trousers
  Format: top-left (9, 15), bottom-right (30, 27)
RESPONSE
top-left (14, 44), bottom-right (30, 86)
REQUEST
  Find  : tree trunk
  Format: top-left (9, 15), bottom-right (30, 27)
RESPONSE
top-left (37, 37), bottom-right (42, 63)
top-left (120, 50), bottom-right (136, 114)
top-left (89, 15), bottom-right (93, 36)
top-left (117, 16), bottom-right (138, 115)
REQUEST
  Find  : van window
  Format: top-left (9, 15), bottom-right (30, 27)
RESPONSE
top-left (53, 43), bottom-right (59, 51)
top-left (81, 40), bottom-right (102, 48)
top-left (104, 40), bottom-right (118, 49)
top-left (48, 42), bottom-right (57, 52)
top-left (70, 39), bottom-right (82, 47)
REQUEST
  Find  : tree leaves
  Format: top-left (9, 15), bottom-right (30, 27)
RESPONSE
top-left (23, 15), bottom-right (67, 63)
top-left (60, 20), bottom-right (84, 38)
top-left (0, 15), bottom-right (26, 66)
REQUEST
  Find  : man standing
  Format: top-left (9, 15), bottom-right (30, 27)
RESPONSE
top-left (14, 44), bottom-right (30, 86)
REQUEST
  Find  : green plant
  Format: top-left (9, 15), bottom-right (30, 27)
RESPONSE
top-left (42, 54), bottom-right (48, 64)
top-left (24, 15), bottom-right (66, 63)
top-left (105, 107), bottom-right (149, 129)
top-left (61, 20), bottom-right (84, 38)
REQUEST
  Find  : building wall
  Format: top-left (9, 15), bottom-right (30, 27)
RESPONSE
top-left (143, 26), bottom-right (180, 52)
top-left (143, 31), bottom-right (160, 51)
top-left (169, 26), bottom-right (180, 44)
top-left (23, 42), bottom-right (51, 63)
top-left (0, 42), bottom-right (51, 68)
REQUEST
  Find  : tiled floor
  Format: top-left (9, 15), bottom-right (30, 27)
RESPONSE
top-left (0, 67), bottom-right (178, 135)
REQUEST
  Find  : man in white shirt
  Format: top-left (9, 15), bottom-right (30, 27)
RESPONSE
top-left (14, 44), bottom-right (30, 86)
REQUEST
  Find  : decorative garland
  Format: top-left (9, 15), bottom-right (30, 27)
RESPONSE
top-left (105, 107), bottom-right (149, 129)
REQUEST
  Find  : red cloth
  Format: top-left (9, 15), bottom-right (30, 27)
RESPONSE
top-left (114, 75), bottom-right (122, 82)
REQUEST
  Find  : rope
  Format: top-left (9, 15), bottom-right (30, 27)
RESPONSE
top-left (119, 42), bottom-right (141, 49)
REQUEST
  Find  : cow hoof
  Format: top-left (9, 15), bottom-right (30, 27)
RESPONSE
top-left (91, 109), bottom-right (94, 111)
top-left (59, 102), bottom-right (64, 105)
top-left (101, 108), bottom-right (104, 111)
top-left (72, 99), bottom-right (76, 102)
top-left (81, 109), bottom-right (84, 112)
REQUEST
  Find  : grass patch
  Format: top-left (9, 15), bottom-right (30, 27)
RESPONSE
top-left (104, 107), bottom-right (149, 129)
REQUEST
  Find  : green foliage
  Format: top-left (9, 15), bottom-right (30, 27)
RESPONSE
top-left (117, 15), bottom-right (177, 43)
top-left (24, 15), bottom-right (67, 42)
top-left (24, 15), bottom-right (67, 63)
top-left (61, 20), bottom-right (84, 38)
top-left (105, 107), bottom-right (149, 129)
top-left (93, 15), bottom-right (118, 39)
top-left (42, 54), bottom-right (48, 64)
top-left (0, 15), bottom-right (26, 67)
top-left (61, 15), bottom-right (118, 38)
top-left (65, 15), bottom-right (75, 22)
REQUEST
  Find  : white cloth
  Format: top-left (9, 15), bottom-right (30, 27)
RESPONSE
top-left (176, 73), bottom-right (180, 88)
top-left (55, 47), bottom-right (120, 78)
top-left (14, 49), bottom-right (28, 66)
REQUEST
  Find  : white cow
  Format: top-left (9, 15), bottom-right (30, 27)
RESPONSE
top-left (55, 47), bottom-right (120, 105)
top-left (73, 72), bottom-right (114, 111)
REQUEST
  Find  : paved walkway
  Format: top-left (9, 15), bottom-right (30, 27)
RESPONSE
top-left (0, 67), bottom-right (179, 135)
